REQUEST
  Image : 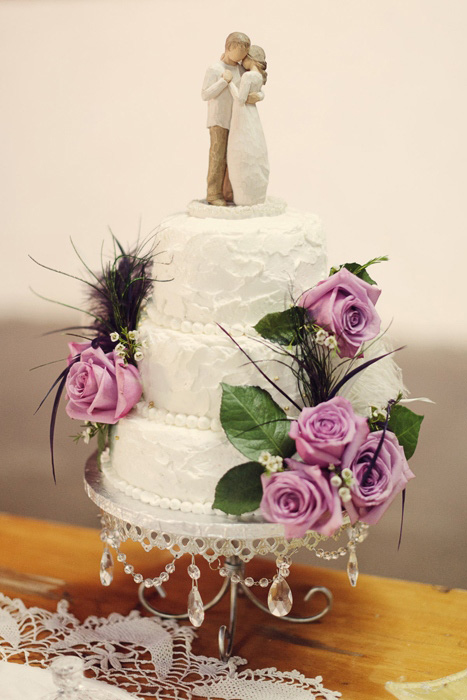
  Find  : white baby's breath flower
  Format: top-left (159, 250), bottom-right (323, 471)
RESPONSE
top-left (258, 451), bottom-right (283, 474)
top-left (110, 332), bottom-right (119, 342)
top-left (267, 456), bottom-right (283, 474)
top-left (259, 451), bottom-right (272, 467)
top-left (141, 338), bottom-right (149, 349)
top-left (338, 486), bottom-right (352, 503)
top-left (324, 335), bottom-right (338, 351)
top-left (134, 350), bottom-right (144, 362)
top-left (330, 474), bottom-right (342, 487)
top-left (115, 342), bottom-right (126, 353)
top-left (82, 428), bottom-right (91, 445)
top-left (128, 330), bottom-right (139, 341)
top-left (315, 328), bottom-right (328, 344)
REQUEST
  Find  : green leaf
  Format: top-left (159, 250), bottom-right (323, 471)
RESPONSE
top-left (213, 462), bottom-right (264, 515)
top-left (388, 404), bottom-right (424, 460)
top-left (220, 383), bottom-right (296, 460)
top-left (254, 306), bottom-right (307, 346)
top-left (330, 256), bottom-right (389, 286)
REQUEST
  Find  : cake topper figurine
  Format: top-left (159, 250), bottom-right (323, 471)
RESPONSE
top-left (202, 32), bottom-right (269, 207)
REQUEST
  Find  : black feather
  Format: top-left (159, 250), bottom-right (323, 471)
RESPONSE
top-left (328, 347), bottom-right (405, 399)
top-left (87, 235), bottom-right (157, 355)
top-left (49, 372), bottom-right (68, 484)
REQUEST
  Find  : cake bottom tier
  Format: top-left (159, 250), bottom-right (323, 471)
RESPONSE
top-left (109, 414), bottom-right (244, 512)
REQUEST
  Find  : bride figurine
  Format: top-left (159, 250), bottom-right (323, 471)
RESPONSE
top-left (223, 46), bottom-right (269, 206)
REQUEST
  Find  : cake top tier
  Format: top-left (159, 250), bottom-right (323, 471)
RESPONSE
top-left (148, 204), bottom-right (326, 328)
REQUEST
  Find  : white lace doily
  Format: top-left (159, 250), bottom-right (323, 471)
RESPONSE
top-left (0, 593), bottom-right (341, 699)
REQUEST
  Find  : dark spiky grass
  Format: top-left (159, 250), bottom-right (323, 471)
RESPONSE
top-left (286, 308), bottom-right (335, 406)
top-left (31, 229), bottom-right (165, 479)
top-left (30, 229), bottom-right (166, 343)
top-left (87, 234), bottom-right (157, 347)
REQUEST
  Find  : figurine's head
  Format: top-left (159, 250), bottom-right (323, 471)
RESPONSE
top-left (223, 32), bottom-right (250, 63)
top-left (243, 45), bottom-right (268, 84)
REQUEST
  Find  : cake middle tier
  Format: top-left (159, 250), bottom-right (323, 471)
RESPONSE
top-left (139, 320), bottom-right (301, 419)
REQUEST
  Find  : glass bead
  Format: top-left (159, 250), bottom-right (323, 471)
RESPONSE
top-left (219, 567), bottom-right (228, 577)
top-left (116, 552), bottom-right (126, 563)
top-left (165, 562), bottom-right (176, 574)
top-left (124, 564), bottom-right (134, 575)
top-left (99, 529), bottom-right (108, 542)
top-left (159, 572), bottom-right (169, 582)
top-left (153, 577), bottom-right (162, 587)
top-left (144, 578), bottom-right (153, 588)
top-left (275, 554), bottom-right (291, 567)
top-left (259, 578), bottom-right (269, 588)
top-left (279, 566), bottom-right (290, 577)
top-left (244, 577), bottom-right (254, 587)
top-left (106, 530), bottom-right (120, 548)
top-left (133, 573), bottom-right (143, 583)
top-left (188, 564), bottom-right (201, 580)
top-left (231, 573), bottom-right (241, 584)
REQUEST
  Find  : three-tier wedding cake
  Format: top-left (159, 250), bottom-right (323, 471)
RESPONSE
top-left (43, 32), bottom-right (420, 542)
top-left (106, 200), bottom-right (327, 512)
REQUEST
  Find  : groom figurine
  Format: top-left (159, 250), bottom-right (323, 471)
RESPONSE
top-left (202, 32), bottom-right (263, 206)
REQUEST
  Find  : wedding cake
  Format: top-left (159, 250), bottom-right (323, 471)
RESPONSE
top-left (42, 32), bottom-right (421, 542)
top-left (106, 200), bottom-right (327, 513)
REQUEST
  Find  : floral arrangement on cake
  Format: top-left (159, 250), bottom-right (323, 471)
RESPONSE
top-left (34, 236), bottom-right (157, 479)
top-left (213, 257), bottom-right (424, 538)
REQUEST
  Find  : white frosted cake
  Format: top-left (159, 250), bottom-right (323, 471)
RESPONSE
top-left (107, 199), bottom-right (327, 513)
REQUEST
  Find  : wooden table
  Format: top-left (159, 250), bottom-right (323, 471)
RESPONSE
top-left (1, 513), bottom-right (466, 699)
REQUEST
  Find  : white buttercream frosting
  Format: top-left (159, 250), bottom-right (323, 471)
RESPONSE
top-left (110, 202), bottom-right (327, 507)
top-left (187, 195), bottom-right (287, 219)
top-left (151, 206), bottom-right (325, 326)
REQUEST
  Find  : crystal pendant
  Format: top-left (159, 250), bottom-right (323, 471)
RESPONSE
top-left (347, 548), bottom-right (359, 587)
top-left (187, 586), bottom-right (204, 627)
top-left (99, 546), bottom-right (114, 587)
top-left (267, 575), bottom-right (293, 617)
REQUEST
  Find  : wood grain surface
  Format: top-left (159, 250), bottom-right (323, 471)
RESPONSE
top-left (1, 513), bottom-right (466, 699)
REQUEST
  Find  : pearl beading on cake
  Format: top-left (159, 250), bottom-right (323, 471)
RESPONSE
top-left (136, 403), bottom-right (222, 432)
top-left (101, 454), bottom-right (261, 519)
top-left (145, 307), bottom-right (252, 338)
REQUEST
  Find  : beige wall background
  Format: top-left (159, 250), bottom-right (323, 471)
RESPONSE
top-left (1, 0), bottom-right (466, 344)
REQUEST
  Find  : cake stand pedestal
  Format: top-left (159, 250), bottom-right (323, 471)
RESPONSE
top-left (84, 455), bottom-right (367, 661)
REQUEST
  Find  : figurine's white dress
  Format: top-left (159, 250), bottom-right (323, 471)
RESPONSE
top-left (227, 71), bottom-right (269, 206)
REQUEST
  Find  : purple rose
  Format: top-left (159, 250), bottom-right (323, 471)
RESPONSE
top-left (67, 341), bottom-right (92, 366)
top-left (299, 267), bottom-right (382, 358)
top-left (289, 396), bottom-right (369, 467)
top-left (260, 464), bottom-right (343, 538)
top-left (65, 346), bottom-right (142, 424)
top-left (342, 430), bottom-right (415, 525)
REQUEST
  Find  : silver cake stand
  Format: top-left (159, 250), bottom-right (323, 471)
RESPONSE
top-left (84, 455), bottom-right (367, 660)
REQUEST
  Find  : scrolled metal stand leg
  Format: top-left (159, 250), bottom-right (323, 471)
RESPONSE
top-left (240, 580), bottom-right (333, 623)
top-left (218, 556), bottom-right (242, 662)
top-left (138, 576), bottom-right (230, 620)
